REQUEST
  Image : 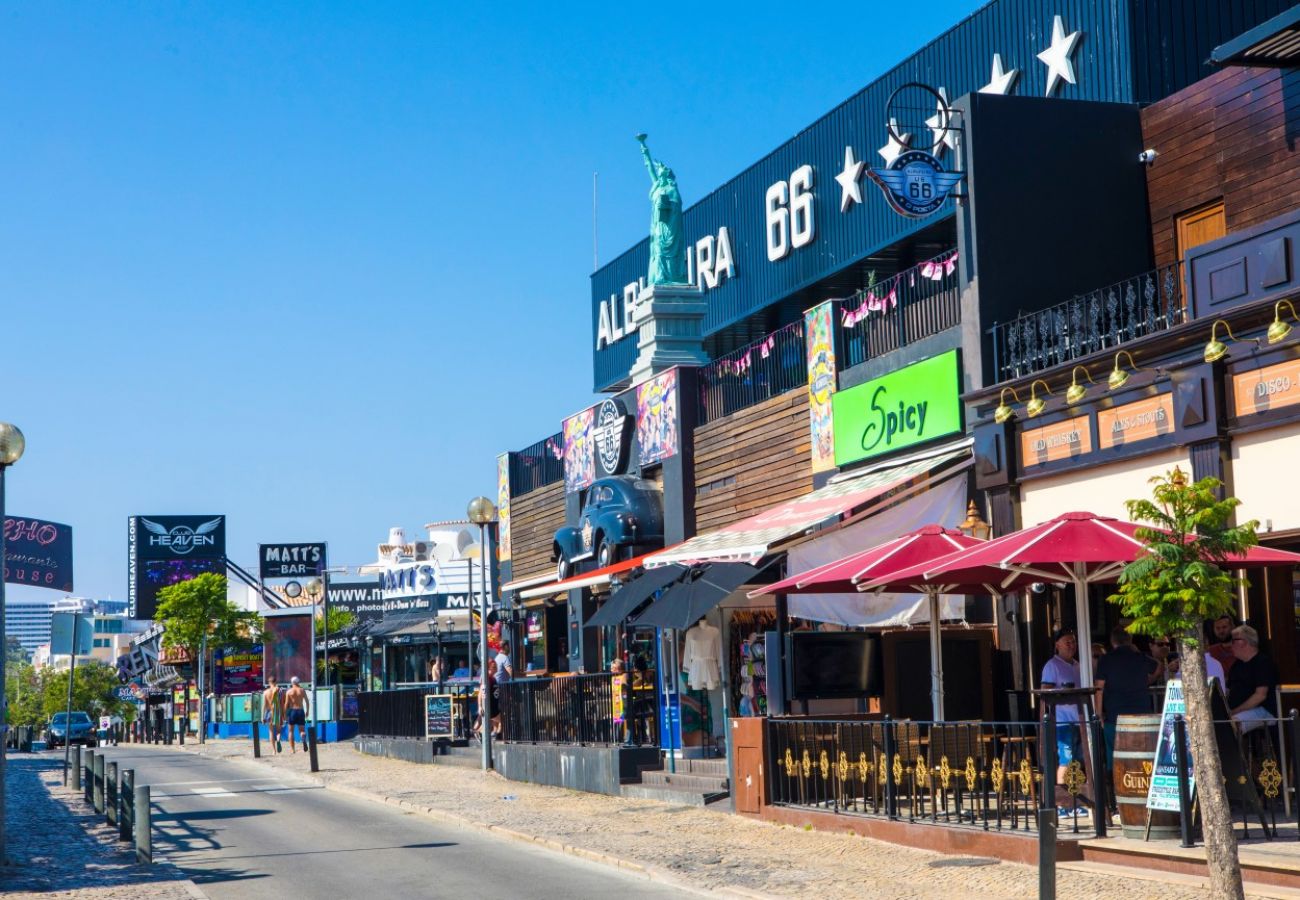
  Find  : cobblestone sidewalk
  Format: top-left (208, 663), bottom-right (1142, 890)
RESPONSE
top-left (179, 739), bottom-right (1230, 899)
top-left (1, 753), bottom-right (200, 900)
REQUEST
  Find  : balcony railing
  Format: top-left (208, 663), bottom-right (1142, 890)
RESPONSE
top-left (509, 432), bottom-right (564, 496)
top-left (498, 671), bottom-right (659, 747)
top-left (987, 263), bottom-right (1184, 384)
top-left (699, 320), bottom-right (806, 425)
top-left (839, 250), bottom-right (962, 369)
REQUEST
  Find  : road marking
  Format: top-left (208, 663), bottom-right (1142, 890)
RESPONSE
top-left (191, 787), bottom-right (236, 797)
top-left (146, 777), bottom-right (272, 787)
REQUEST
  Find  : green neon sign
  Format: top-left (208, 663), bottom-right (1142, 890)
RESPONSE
top-left (832, 350), bottom-right (963, 466)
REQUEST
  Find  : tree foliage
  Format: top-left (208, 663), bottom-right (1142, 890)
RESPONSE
top-left (4, 660), bottom-right (131, 726)
top-left (155, 572), bottom-right (260, 661)
top-left (315, 606), bottom-right (355, 636)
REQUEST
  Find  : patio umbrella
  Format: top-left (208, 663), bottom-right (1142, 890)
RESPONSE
top-left (750, 525), bottom-right (989, 720)
top-left (634, 563), bottom-right (763, 629)
top-left (586, 563), bottom-right (686, 628)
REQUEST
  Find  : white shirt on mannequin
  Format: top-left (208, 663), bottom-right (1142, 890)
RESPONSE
top-left (682, 621), bottom-right (722, 690)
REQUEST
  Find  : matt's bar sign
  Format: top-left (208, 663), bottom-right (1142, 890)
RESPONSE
top-left (259, 543), bottom-right (326, 578)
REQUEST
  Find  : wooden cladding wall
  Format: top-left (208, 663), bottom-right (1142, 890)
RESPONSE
top-left (508, 480), bottom-right (566, 581)
top-left (693, 388), bottom-right (812, 533)
top-left (1142, 65), bottom-right (1300, 270)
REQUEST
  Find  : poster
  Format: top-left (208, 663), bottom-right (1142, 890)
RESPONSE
top-left (562, 406), bottom-right (595, 493)
top-left (214, 644), bottom-right (265, 695)
top-left (636, 368), bottom-right (679, 467)
top-left (496, 453), bottom-right (512, 561)
top-left (805, 302), bottom-right (837, 473)
top-left (1147, 679), bottom-right (1193, 812)
top-left (4, 516), bottom-right (74, 591)
top-left (341, 685), bottom-right (360, 719)
top-left (612, 674), bottom-right (626, 725)
top-left (262, 611), bottom-right (314, 687)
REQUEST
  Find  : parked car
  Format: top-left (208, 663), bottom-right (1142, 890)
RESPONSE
top-left (553, 476), bottom-right (665, 580)
top-left (47, 711), bottom-right (97, 748)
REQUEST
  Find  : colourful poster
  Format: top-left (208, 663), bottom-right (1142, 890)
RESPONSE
top-left (262, 611), bottom-right (314, 687)
top-left (636, 368), bottom-right (679, 467)
top-left (214, 644), bottom-right (265, 695)
top-left (562, 406), bottom-right (596, 493)
top-left (496, 453), bottom-right (512, 561)
top-left (805, 302), bottom-right (838, 473)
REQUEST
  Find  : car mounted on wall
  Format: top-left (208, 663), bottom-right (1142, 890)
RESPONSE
top-left (553, 476), bottom-right (665, 580)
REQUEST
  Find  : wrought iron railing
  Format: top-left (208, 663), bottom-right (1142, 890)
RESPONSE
top-left (699, 320), bottom-right (806, 425)
top-left (987, 262), bottom-right (1184, 384)
top-left (510, 432), bottom-right (564, 496)
top-left (499, 671), bottom-right (659, 747)
top-left (839, 250), bottom-right (962, 369)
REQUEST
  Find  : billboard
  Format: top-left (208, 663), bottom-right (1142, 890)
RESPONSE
top-left (259, 543), bottom-right (326, 579)
top-left (4, 516), bottom-right (74, 592)
top-left (214, 644), bottom-right (265, 695)
top-left (128, 515), bottom-right (226, 619)
top-left (326, 578), bottom-right (386, 622)
top-left (262, 610), bottom-right (313, 686)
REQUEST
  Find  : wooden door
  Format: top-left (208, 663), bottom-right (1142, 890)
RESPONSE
top-left (1176, 201), bottom-right (1226, 260)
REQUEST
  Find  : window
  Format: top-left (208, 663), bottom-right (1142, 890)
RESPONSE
top-left (1176, 200), bottom-right (1226, 261)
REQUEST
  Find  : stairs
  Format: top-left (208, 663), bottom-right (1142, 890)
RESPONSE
top-left (622, 757), bottom-right (730, 807)
top-left (433, 743), bottom-right (484, 769)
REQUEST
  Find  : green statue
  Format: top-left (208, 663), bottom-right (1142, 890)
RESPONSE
top-left (636, 134), bottom-right (687, 285)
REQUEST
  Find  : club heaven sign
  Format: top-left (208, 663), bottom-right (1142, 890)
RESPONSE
top-left (831, 350), bottom-right (962, 466)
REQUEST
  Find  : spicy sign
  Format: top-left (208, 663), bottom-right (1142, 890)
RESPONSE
top-left (831, 350), bottom-right (962, 466)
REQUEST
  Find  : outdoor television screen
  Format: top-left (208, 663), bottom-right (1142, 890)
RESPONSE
top-left (789, 632), bottom-right (882, 699)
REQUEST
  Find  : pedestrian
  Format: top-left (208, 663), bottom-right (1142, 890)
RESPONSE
top-left (494, 641), bottom-right (513, 683)
top-left (1095, 626), bottom-right (1160, 771)
top-left (1040, 627), bottom-right (1087, 818)
top-left (473, 659), bottom-right (500, 741)
top-left (1227, 624), bottom-right (1279, 733)
top-left (284, 676), bottom-right (311, 752)
top-left (262, 677), bottom-right (284, 753)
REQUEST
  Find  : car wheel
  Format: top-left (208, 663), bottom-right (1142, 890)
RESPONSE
top-left (557, 555), bottom-right (570, 582)
top-left (597, 540), bottom-right (615, 569)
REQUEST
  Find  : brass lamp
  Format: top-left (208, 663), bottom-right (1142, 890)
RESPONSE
top-left (958, 499), bottom-right (991, 540)
top-left (1268, 300), bottom-right (1299, 345)
top-left (1108, 350), bottom-right (1140, 390)
top-left (1204, 319), bottom-right (1256, 363)
top-left (1026, 379), bottom-right (1053, 418)
top-left (1065, 366), bottom-right (1095, 405)
top-left (993, 387), bottom-right (1020, 424)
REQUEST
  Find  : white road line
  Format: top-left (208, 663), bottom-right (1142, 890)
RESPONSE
top-left (145, 777), bottom-right (273, 787)
top-left (190, 787), bottom-right (236, 797)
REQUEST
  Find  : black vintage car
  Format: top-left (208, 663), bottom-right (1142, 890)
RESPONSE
top-left (553, 476), bottom-right (665, 580)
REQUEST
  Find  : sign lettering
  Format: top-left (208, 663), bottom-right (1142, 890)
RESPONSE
top-left (832, 350), bottom-right (963, 466)
top-left (1020, 415), bottom-right (1092, 467)
top-left (1097, 394), bottom-right (1175, 450)
top-left (1233, 358), bottom-right (1300, 417)
top-left (259, 542), bottom-right (326, 579)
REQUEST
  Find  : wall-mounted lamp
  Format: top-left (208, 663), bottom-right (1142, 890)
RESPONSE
top-left (1203, 319), bottom-right (1257, 363)
top-left (1268, 300), bottom-right (1299, 345)
top-left (1065, 365), bottom-right (1095, 405)
top-left (1026, 380), bottom-right (1053, 418)
top-left (958, 499), bottom-right (991, 540)
top-left (993, 387), bottom-right (1020, 424)
top-left (1108, 350), bottom-right (1140, 390)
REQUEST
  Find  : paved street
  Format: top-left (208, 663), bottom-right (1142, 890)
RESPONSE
top-left (92, 745), bottom-right (681, 899)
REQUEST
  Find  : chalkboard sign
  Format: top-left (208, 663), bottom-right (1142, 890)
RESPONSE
top-left (424, 693), bottom-right (453, 739)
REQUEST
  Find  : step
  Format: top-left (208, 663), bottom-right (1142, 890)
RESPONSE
top-left (432, 752), bottom-right (483, 769)
top-left (680, 757), bottom-right (729, 777)
top-left (621, 783), bottom-right (730, 807)
top-left (639, 771), bottom-right (729, 792)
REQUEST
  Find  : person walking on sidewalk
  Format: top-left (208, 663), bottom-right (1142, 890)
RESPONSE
top-left (262, 677), bottom-right (284, 753)
top-left (285, 676), bottom-right (311, 752)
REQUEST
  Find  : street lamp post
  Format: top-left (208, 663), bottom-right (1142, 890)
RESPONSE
top-left (467, 496), bottom-right (497, 772)
top-left (306, 578), bottom-right (322, 739)
top-left (0, 422), bottom-right (26, 865)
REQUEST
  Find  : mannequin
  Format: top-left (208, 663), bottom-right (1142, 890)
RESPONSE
top-left (681, 619), bottom-right (722, 690)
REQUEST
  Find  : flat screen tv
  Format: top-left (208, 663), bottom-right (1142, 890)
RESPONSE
top-left (789, 632), bottom-right (882, 699)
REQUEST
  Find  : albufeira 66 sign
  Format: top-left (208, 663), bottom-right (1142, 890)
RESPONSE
top-left (831, 350), bottom-right (963, 466)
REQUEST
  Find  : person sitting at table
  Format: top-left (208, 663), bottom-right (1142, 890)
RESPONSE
top-left (1227, 624), bottom-right (1279, 733)
top-left (1040, 627), bottom-right (1087, 818)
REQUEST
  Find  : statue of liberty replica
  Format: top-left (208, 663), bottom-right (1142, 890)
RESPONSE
top-left (636, 134), bottom-right (687, 285)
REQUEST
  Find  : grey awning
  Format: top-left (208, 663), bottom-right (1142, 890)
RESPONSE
top-left (634, 563), bottom-right (765, 629)
top-left (586, 564), bottom-right (686, 628)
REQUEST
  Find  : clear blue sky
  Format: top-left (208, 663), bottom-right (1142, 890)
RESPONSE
top-left (1, 1), bottom-right (976, 601)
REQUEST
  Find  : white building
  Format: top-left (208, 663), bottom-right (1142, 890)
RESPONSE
top-left (7, 596), bottom-right (56, 653)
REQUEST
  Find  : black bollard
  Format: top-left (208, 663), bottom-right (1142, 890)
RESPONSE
top-left (134, 783), bottom-right (151, 864)
top-left (71, 746), bottom-right (82, 791)
top-left (1174, 715), bottom-right (1194, 848)
top-left (106, 761), bottom-right (118, 827)
top-left (308, 722), bottom-right (319, 773)
top-left (1089, 713), bottom-right (1108, 838)
top-left (252, 694), bottom-right (261, 759)
top-left (83, 750), bottom-right (95, 803)
top-left (120, 769), bottom-right (134, 842)
top-left (93, 752), bottom-right (105, 814)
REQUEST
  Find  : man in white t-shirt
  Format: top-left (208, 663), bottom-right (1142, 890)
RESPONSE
top-left (1040, 628), bottom-right (1084, 816)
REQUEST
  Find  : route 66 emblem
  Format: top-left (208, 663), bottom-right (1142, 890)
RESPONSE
top-left (867, 149), bottom-right (963, 218)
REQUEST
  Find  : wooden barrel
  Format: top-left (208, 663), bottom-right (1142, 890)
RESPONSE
top-left (1113, 714), bottom-right (1181, 839)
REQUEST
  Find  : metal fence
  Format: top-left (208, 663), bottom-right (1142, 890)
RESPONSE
top-left (987, 262), bottom-right (1184, 384)
top-left (699, 320), bottom-right (806, 425)
top-left (357, 688), bottom-right (428, 739)
top-left (839, 250), bottom-right (962, 369)
top-left (510, 432), bottom-right (564, 496)
top-left (499, 671), bottom-right (659, 747)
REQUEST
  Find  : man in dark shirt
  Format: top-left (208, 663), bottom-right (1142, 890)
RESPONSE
top-left (1227, 624), bottom-right (1279, 733)
top-left (1095, 626), bottom-right (1159, 766)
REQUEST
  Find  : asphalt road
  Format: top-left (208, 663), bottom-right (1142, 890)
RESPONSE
top-left (92, 745), bottom-right (682, 900)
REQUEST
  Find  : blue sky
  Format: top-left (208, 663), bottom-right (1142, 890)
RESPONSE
top-left (1, 1), bottom-right (975, 600)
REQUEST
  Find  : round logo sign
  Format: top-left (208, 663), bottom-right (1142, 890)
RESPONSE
top-left (870, 150), bottom-right (963, 218)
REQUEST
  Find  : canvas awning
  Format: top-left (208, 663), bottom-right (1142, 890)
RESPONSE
top-left (643, 443), bottom-right (970, 568)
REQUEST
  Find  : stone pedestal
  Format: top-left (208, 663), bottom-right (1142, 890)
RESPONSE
top-left (629, 283), bottom-right (709, 386)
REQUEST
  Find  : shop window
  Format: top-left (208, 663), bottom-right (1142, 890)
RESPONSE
top-left (1175, 200), bottom-right (1226, 261)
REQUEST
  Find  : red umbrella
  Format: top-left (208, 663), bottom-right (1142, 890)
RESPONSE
top-left (751, 525), bottom-right (987, 720)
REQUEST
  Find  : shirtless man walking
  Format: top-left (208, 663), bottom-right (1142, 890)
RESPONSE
top-left (284, 676), bottom-right (311, 753)
top-left (262, 677), bottom-right (284, 754)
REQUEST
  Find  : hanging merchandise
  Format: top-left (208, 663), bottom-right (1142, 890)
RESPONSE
top-left (681, 620), bottom-right (721, 690)
top-left (729, 610), bottom-right (776, 716)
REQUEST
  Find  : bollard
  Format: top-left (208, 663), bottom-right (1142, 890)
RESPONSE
top-left (308, 722), bottom-right (319, 773)
top-left (1089, 713), bottom-right (1108, 839)
top-left (93, 752), bottom-right (105, 814)
top-left (71, 745), bottom-right (82, 791)
top-left (252, 693), bottom-right (261, 759)
top-left (1174, 715), bottom-right (1194, 848)
top-left (119, 769), bottom-right (134, 842)
top-left (134, 784), bottom-right (151, 864)
top-left (179, 717), bottom-right (185, 745)
top-left (1038, 710), bottom-right (1059, 900)
top-left (106, 761), bottom-right (118, 827)
top-left (83, 750), bottom-right (95, 803)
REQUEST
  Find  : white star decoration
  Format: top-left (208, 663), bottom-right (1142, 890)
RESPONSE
top-left (979, 53), bottom-right (1019, 95)
top-left (835, 145), bottom-right (866, 212)
top-left (1037, 14), bottom-right (1082, 96)
top-left (878, 118), bottom-right (911, 167)
top-left (926, 88), bottom-right (957, 155)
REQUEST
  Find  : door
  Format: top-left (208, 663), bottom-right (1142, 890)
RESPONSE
top-left (1176, 200), bottom-right (1226, 260)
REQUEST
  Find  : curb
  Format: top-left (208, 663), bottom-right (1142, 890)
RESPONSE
top-left (170, 742), bottom-right (771, 898)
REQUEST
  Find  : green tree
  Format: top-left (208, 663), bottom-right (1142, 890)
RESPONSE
top-left (39, 661), bottom-right (130, 722)
top-left (1109, 468), bottom-right (1256, 900)
top-left (4, 661), bottom-right (42, 726)
top-left (315, 607), bottom-right (354, 637)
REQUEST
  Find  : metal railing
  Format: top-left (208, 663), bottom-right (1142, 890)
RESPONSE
top-left (699, 320), bottom-right (806, 425)
top-left (510, 432), bottom-right (564, 496)
top-left (988, 262), bottom-right (1184, 384)
top-left (499, 671), bottom-right (659, 747)
top-left (839, 250), bottom-right (962, 369)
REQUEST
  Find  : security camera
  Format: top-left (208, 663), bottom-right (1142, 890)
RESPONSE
top-left (1138, 148), bottom-right (1159, 165)
top-left (1030, 582), bottom-right (1048, 595)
